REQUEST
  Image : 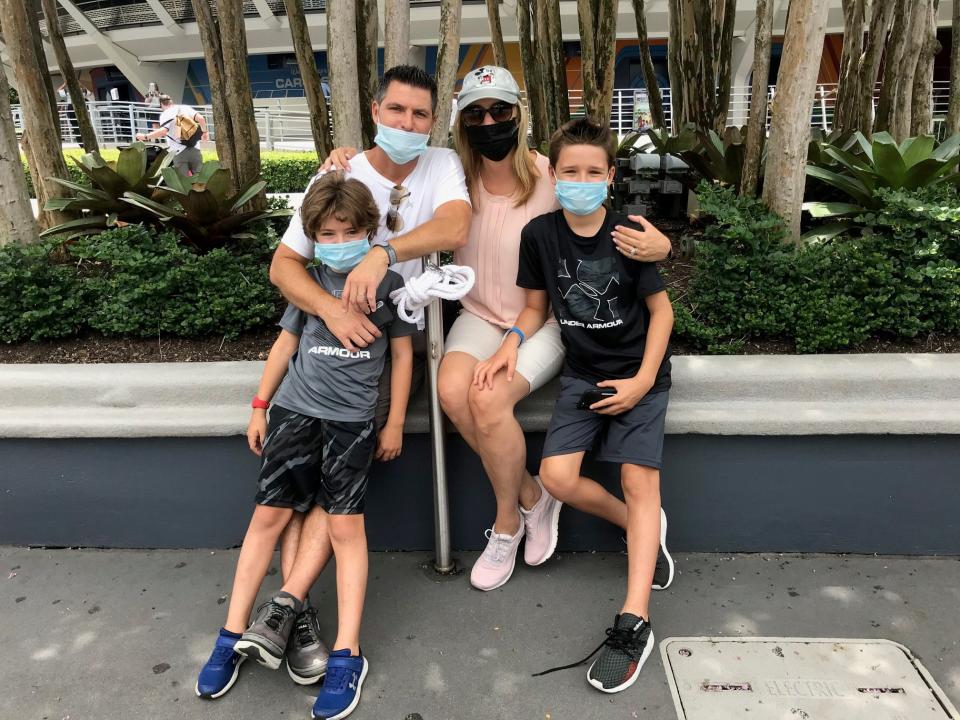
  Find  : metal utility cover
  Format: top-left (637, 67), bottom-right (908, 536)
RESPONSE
top-left (661, 637), bottom-right (959, 720)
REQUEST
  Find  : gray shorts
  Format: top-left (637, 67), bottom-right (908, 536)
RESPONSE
top-left (172, 146), bottom-right (202, 175)
top-left (542, 375), bottom-right (668, 469)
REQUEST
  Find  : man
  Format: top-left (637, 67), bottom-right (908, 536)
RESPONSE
top-left (135, 94), bottom-right (207, 175)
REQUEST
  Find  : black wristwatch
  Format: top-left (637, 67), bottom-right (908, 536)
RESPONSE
top-left (381, 243), bottom-right (398, 266)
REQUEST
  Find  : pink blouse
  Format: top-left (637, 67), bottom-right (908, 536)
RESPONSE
top-left (454, 153), bottom-right (559, 329)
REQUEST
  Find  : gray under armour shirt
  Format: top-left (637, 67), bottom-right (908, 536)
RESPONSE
top-left (271, 265), bottom-right (418, 422)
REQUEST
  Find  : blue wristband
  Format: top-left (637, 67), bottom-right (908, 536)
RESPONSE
top-left (506, 326), bottom-right (526, 345)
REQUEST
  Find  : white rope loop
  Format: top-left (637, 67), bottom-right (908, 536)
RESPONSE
top-left (389, 263), bottom-right (476, 330)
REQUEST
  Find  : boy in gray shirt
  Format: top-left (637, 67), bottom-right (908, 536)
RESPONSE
top-left (196, 174), bottom-right (416, 720)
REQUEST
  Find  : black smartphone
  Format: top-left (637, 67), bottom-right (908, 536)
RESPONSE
top-left (576, 388), bottom-right (617, 410)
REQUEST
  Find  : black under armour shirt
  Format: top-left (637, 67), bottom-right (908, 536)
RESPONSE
top-left (517, 209), bottom-right (671, 391)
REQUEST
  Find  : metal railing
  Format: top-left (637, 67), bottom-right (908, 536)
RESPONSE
top-left (12, 81), bottom-right (956, 149)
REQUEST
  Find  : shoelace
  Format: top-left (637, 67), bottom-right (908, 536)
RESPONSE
top-left (482, 528), bottom-right (511, 563)
top-left (256, 600), bottom-right (295, 632)
top-left (324, 662), bottom-right (356, 692)
top-left (294, 609), bottom-right (320, 647)
top-left (211, 643), bottom-right (238, 663)
top-left (532, 624), bottom-right (644, 677)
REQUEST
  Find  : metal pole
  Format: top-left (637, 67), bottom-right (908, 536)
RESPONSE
top-left (425, 251), bottom-right (455, 574)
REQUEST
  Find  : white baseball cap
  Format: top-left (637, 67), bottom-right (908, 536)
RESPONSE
top-left (457, 66), bottom-right (521, 110)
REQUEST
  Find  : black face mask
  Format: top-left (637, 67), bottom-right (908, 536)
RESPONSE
top-left (465, 120), bottom-right (520, 161)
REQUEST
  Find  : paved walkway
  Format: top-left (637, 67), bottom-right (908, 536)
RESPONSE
top-left (2, 548), bottom-right (958, 720)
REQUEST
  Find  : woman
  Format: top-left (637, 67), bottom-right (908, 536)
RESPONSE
top-left (322, 66), bottom-right (672, 591)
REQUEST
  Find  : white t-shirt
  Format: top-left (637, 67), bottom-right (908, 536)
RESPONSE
top-left (281, 147), bottom-right (471, 281)
top-left (158, 105), bottom-right (198, 153)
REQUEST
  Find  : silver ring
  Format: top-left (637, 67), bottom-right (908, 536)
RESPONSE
top-left (630, 247), bottom-right (636, 256)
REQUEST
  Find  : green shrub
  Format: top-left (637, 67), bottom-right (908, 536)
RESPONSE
top-left (70, 225), bottom-right (281, 338)
top-left (0, 241), bottom-right (88, 342)
top-left (678, 182), bottom-right (960, 353)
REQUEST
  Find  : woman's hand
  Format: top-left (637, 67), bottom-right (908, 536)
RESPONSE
top-left (247, 410), bottom-right (268, 456)
top-left (612, 215), bottom-right (672, 262)
top-left (320, 146), bottom-right (359, 172)
top-left (473, 344), bottom-right (519, 390)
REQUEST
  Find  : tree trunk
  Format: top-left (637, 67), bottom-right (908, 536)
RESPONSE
top-left (948, 0), bottom-right (960, 135)
top-left (29, 9), bottom-right (61, 144)
top-left (284, 0), bottom-right (331, 157)
top-left (874, 0), bottom-right (914, 134)
top-left (41, 0), bottom-right (98, 152)
top-left (834, 0), bottom-right (865, 132)
top-left (714, 0), bottom-right (737, 131)
top-left (534, 1), bottom-right (555, 131)
top-left (890, 0), bottom-right (931, 141)
top-left (216, 0), bottom-right (264, 209)
top-left (763, 0), bottom-right (829, 244)
top-left (356, 0), bottom-right (379, 148)
top-left (485, 0), bottom-right (507, 67)
top-left (327, 0), bottom-right (362, 148)
top-left (667, 0), bottom-right (684, 131)
top-left (516, 0), bottom-right (547, 144)
top-left (0, 0), bottom-right (72, 230)
top-left (577, 0), bottom-right (617, 129)
top-left (910, 0), bottom-right (940, 136)
top-left (0, 67), bottom-right (38, 245)
top-left (384, 0), bottom-right (410, 70)
top-left (741, 0), bottom-right (773, 198)
top-left (544, 0), bottom-right (569, 125)
top-left (631, 0), bottom-right (665, 127)
top-left (430, 0), bottom-right (461, 146)
top-left (855, 0), bottom-right (895, 136)
top-left (192, 0), bottom-right (237, 192)
top-left (678, 0), bottom-right (716, 129)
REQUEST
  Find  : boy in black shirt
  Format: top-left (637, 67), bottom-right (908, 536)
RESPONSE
top-left (473, 118), bottom-right (674, 694)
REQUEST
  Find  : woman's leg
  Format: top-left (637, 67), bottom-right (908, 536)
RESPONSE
top-left (224, 504), bottom-right (294, 633)
top-left (620, 464), bottom-right (660, 620)
top-left (468, 369), bottom-right (541, 535)
top-left (438, 351), bottom-right (482, 453)
top-left (540, 453), bottom-right (628, 530)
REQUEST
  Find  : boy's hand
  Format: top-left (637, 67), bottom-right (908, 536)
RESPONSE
top-left (375, 422), bottom-right (403, 462)
top-left (473, 345), bottom-right (518, 390)
top-left (591, 377), bottom-right (653, 415)
top-left (247, 410), bottom-right (268, 456)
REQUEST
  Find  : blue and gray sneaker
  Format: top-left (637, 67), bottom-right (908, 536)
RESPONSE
top-left (195, 628), bottom-right (246, 699)
top-left (311, 649), bottom-right (368, 720)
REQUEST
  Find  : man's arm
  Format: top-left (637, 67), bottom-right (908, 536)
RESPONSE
top-left (342, 198), bottom-right (471, 312)
top-left (269, 245), bottom-right (382, 352)
top-left (195, 112), bottom-right (209, 140)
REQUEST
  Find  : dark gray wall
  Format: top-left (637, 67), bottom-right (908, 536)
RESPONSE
top-left (1, 434), bottom-right (958, 554)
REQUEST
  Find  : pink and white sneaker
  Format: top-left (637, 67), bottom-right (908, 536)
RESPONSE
top-left (520, 475), bottom-right (562, 566)
top-left (470, 520), bottom-right (523, 591)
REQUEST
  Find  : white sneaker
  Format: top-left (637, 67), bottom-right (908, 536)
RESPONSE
top-left (470, 519), bottom-right (523, 591)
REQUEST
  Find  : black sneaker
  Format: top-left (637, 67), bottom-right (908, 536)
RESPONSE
top-left (234, 592), bottom-right (301, 670)
top-left (586, 614), bottom-right (654, 693)
top-left (652, 508), bottom-right (675, 591)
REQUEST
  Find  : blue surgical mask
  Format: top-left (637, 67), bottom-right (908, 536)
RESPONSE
top-left (314, 239), bottom-right (370, 273)
top-left (555, 180), bottom-right (610, 216)
top-left (374, 122), bottom-right (429, 164)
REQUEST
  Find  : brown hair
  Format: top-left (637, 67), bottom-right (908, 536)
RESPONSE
top-left (300, 172), bottom-right (380, 240)
top-left (452, 101), bottom-right (540, 209)
top-left (548, 117), bottom-right (616, 169)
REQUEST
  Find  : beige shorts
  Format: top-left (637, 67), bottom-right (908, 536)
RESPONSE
top-left (444, 311), bottom-right (564, 392)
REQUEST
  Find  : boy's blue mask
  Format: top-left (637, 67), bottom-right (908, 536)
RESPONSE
top-left (314, 239), bottom-right (370, 273)
top-left (555, 180), bottom-right (609, 216)
top-left (374, 122), bottom-right (429, 165)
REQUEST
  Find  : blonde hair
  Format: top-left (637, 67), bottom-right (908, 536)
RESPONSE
top-left (453, 101), bottom-right (540, 209)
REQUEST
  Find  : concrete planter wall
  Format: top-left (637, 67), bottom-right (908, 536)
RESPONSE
top-left (2, 355), bottom-right (958, 553)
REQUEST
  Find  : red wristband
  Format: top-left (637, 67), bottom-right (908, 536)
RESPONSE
top-left (251, 396), bottom-right (270, 410)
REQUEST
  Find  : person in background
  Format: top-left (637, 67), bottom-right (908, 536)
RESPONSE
top-left (136, 94), bottom-right (207, 175)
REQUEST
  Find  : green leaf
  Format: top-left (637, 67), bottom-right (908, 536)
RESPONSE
top-left (194, 160), bottom-right (223, 185)
top-left (121, 192), bottom-right (186, 220)
top-left (802, 201), bottom-right (865, 218)
top-left (801, 223), bottom-right (852, 244)
top-left (900, 135), bottom-right (935, 168)
top-left (38, 216), bottom-right (109, 237)
top-left (872, 139), bottom-right (907, 188)
top-left (931, 134), bottom-right (960, 162)
top-left (229, 180), bottom-right (268, 212)
top-left (805, 165), bottom-right (875, 206)
top-left (46, 177), bottom-right (113, 201)
top-left (161, 167), bottom-right (191, 195)
top-left (115, 144), bottom-right (148, 188)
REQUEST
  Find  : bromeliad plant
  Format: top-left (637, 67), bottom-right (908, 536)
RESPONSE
top-left (121, 161), bottom-right (292, 252)
top-left (643, 124), bottom-right (757, 192)
top-left (803, 132), bottom-right (960, 241)
top-left (41, 142), bottom-right (171, 238)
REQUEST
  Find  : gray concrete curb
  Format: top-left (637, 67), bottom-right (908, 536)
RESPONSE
top-left (2, 354), bottom-right (958, 438)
